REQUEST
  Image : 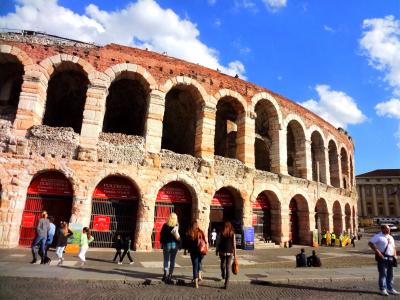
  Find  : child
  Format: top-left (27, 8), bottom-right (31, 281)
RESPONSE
top-left (119, 235), bottom-right (134, 265)
top-left (78, 227), bottom-right (94, 266)
top-left (113, 234), bottom-right (123, 263)
top-left (55, 221), bottom-right (73, 266)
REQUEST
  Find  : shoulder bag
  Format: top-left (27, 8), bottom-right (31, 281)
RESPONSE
top-left (232, 234), bottom-right (239, 275)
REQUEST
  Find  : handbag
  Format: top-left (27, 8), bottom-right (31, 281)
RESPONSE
top-left (392, 256), bottom-right (398, 267)
top-left (171, 226), bottom-right (180, 241)
top-left (198, 237), bottom-right (208, 255)
top-left (232, 256), bottom-right (239, 275)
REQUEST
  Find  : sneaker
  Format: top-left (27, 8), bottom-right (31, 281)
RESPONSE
top-left (30, 259), bottom-right (37, 264)
top-left (118, 262), bottom-right (122, 265)
top-left (380, 289), bottom-right (389, 296)
top-left (80, 261), bottom-right (85, 267)
top-left (129, 261), bottom-right (134, 265)
top-left (194, 278), bottom-right (199, 289)
top-left (388, 289), bottom-right (399, 295)
top-left (199, 271), bottom-right (203, 281)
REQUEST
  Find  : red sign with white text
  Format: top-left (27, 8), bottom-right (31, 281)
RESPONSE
top-left (252, 193), bottom-right (270, 209)
top-left (211, 188), bottom-right (234, 207)
top-left (92, 215), bottom-right (111, 232)
top-left (156, 182), bottom-right (191, 204)
top-left (21, 213), bottom-right (36, 228)
top-left (93, 177), bottom-right (138, 200)
top-left (27, 172), bottom-right (72, 196)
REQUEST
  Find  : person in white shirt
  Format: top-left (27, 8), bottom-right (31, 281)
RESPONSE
top-left (368, 224), bottom-right (398, 296)
top-left (211, 229), bottom-right (217, 247)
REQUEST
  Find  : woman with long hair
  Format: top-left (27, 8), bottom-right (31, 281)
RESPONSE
top-left (78, 227), bottom-right (94, 266)
top-left (184, 221), bottom-right (207, 288)
top-left (55, 221), bottom-right (73, 266)
top-left (216, 221), bottom-right (236, 289)
top-left (160, 212), bottom-right (180, 282)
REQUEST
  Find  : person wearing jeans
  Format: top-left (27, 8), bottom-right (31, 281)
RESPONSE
top-left (160, 213), bottom-right (180, 283)
top-left (31, 211), bottom-right (50, 264)
top-left (55, 221), bottom-right (73, 266)
top-left (216, 221), bottom-right (236, 289)
top-left (369, 224), bottom-right (398, 296)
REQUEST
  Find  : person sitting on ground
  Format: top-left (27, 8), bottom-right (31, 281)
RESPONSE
top-left (296, 248), bottom-right (307, 267)
top-left (307, 250), bottom-right (322, 267)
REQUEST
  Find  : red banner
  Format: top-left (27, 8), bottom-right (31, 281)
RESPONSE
top-left (252, 193), bottom-right (270, 209)
top-left (21, 213), bottom-right (36, 228)
top-left (28, 172), bottom-right (72, 196)
top-left (92, 215), bottom-right (111, 232)
top-left (212, 188), bottom-right (234, 207)
top-left (93, 177), bottom-right (138, 200)
top-left (252, 214), bottom-right (257, 225)
top-left (156, 182), bottom-right (191, 204)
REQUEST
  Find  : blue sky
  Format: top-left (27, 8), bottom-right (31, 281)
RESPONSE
top-left (1, 0), bottom-right (399, 174)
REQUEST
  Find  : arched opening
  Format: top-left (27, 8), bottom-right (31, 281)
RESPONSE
top-left (289, 195), bottom-right (310, 245)
top-left (103, 74), bottom-right (149, 136)
top-left (152, 182), bottom-right (193, 249)
top-left (340, 148), bottom-right (349, 189)
top-left (90, 176), bottom-right (139, 248)
top-left (328, 140), bottom-right (340, 188)
top-left (43, 62), bottom-right (89, 133)
top-left (333, 201), bottom-right (343, 235)
top-left (214, 96), bottom-right (245, 159)
top-left (252, 191), bottom-right (281, 244)
top-left (345, 203), bottom-right (351, 233)
top-left (350, 156), bottom-right (354, 188)
top-left (311, 131), bottom-right (327, 183)
top-left (0, 54), bottom-right (23, 123)
top-left (161, 86), bottom-right (202, 156)
top-left (19, 171), bottom-right (73, 246)
top-left (315, 198), bottom-right (329, 233)
top-left (210, 187), bottom-right (243, 243)
top-left (286, 120), bottom-right (306, 179)
top-left (254, 100), bottom-right (279, 172)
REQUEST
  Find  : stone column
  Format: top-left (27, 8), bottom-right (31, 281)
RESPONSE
top-left (237, 111), bottom-right (255, 168)
top-left (383, 185), bottom-right (389, 216)
top-left (269, 124), bottom-right (282, 174)
top-left (324, 146), bottom-right (331, 186)
top-left (372, 185), bottom-right (378, 216)
top-left (135, 194), bottom-right (156, 251)
top-left (328, 211), bottom-right (334, 233)
top-left (69, 195), bottom-right (92, 227)
top-left (280, 208), bottom-right (290, 247)
top-left (277, 128), bottom-right (288, 175)
top-left (144, 90), bottom-right (165, 153)
top-left (360, 185), bottom-right (367, 217)
top-left (196, 192), bottom-right (211, 239)
top-left (304, 139), bottom-right (313, 181)
top-left (195, 104), bottom-right (215, 159)
top-left (338, 154), bottom-right (343, 189)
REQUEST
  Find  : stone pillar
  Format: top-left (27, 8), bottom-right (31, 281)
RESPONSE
top-left (360, 185), bottom-right (367, 216)
top-left (195, 104), bottom-right (215, 159)
top-left (372, 185), bottom-right (378, 216)
top-left (78, 84), bottom-right (108, 161)
top-left (338, 154), bottom-right (343, 189)
top-left (278, 128), bottom-right (288, 175)
top-left (298, 210), bottom-right (312, 245)
top-left (269, 124), bottom-right (282, 174)
top-left (237, 111), bottom-right (255, 168)
top-left (280, 208), bottom-right (290, 247)
top-left (144, 90), bottom-right (165, 153)
top-left (196, 192), bottom-right (211, 239)
top-left (383, 185), bottom-right (389, 216)
top-left (135, 194), bottom-right (156, 251)
top-left (242, 195), bottom-right (252, 228)
top-left (69, 195), bottom-right (92, 227)
top-left (328, 211), bottom-right (334, 233)
top-left (324, 146), bottom-right (331, 186)
top-left (271, 209), bottom-right (282, 244)
top-left (304, 139), bottom-right (313, 181)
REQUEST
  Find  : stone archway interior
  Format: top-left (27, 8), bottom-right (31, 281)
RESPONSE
top-left (328, 140), bottom-right (340, 188)
top-left (333, 201), bottom-right (343, 235)
top-left (43, 62), bottom-right (89, 133)
top-left (161, 87), bottom-right (199, 156)
top-left (315, 198), bottom-right (329, 232)
top-left (345, 204), bottom-right (351, 232)
top-left (103, 77), bottom-right (148, 136)
top-left (311, 131), bottom-right (327, 183)
top-left (0, 55), bottom-right (23, 123)
top-left (287, 121), bottom-right (306, 179)
top-left (289, 196), bottom-right (310, 245)
top-left (340, 148), bottom-right (349, 189)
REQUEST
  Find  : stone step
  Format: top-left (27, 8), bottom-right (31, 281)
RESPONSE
top-left (254, 241), bottom-right (280, 249)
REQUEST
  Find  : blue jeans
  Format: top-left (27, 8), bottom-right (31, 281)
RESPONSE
top-left (31, 236), bottom-right (47, 261)
top-left (163, 247), bottom-right (178, 274)
top-left (378, 258), bottom-right (394, 291)
top-left (190, 252), bottom-right (203, 280)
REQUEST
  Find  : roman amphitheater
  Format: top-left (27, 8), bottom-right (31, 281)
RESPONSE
top-left (0, 31), bottom-right (357, 250)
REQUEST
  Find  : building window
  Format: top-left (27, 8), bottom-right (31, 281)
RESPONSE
top-left (376, 186), bottom-right (383, 196)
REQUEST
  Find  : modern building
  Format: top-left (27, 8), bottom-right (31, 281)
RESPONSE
top-left (357, 169), bottom-right (400, 224)
top-left (0, 31), bottom-right (357, 250)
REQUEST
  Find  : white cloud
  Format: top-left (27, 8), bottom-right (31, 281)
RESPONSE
top-left (0, 0), bottom-right (246, 78)
top-left (262, 0), bottom-right (287, 11)
top-left (300, 85), bottom-right (367, 129)
top-left (360, 15), bottom-right (400, 96)
top-left (214, 18), bottom-right (221, 27)
top-left (375, 98), bottom-right (400, 119)
top-left (234, 0), bottom-right (258, 13)
top-left (323, 25), bottom-right (335, 33)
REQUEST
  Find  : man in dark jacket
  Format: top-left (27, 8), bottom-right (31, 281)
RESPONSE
top-left (31, 211), bottom-right (50, 264)
top-left (307, 250), bottom-right (322, 267)
top-left (296, 248), bottom-right (307, 267)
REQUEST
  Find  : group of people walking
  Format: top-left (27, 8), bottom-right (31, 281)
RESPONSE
top-left (159, 212), bottom-right (237, 289)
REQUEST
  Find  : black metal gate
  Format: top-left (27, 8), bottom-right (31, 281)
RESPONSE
top-left (90, 198), bottom-right (138, 248)
top-left (253, 208), bottom-right (271, 241)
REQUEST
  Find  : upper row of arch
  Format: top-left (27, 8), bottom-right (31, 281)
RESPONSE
top-left (0, 44), bottom-right (351, 153)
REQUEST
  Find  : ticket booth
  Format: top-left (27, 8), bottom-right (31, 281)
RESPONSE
top-left (19, 171), bottom-right (73, 246)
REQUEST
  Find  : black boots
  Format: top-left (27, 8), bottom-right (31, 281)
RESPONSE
top-left (162, 271), bottom-right (167, 282)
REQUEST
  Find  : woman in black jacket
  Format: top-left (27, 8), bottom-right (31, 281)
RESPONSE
top-left (55, 221), bottom-right (73, 266)
top-left (160, 212), bottom-right (180, 282)
top-left (216, 221), bottom-right (236, 289)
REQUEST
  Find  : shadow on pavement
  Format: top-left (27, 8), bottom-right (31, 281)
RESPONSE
top-left (250, 280), bottom-right (380, 296)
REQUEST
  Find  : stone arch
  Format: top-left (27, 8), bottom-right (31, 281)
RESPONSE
top-left (253, 96), bottom-right (281, 172)
top-left (310, 130), bottom-right (327, 183)
top-left (40, 56), bottom-right (93, 133)
top-left (214, 92), bottom-right (246, 161)
top-left (102, 67), bottom-right (152, 136)
top-left (344, 203), bottom-right (352, 233)
top-left (289, 194), bottom-right (310, 245)
top-left (89, 173), bottom-right (142, 200)
top-left (161, 76), bottom-right (208, 104)
top-left (332, 200), bottom-right (343, 235)
top-left (328, 139), bottom-right (340, 188)
top-left (340, 147), bottom-right (349, 189)
top-left (161, 80), bottom-right (206, 156)
top-left (285, 116), bottom-right (307, 179)
top-left (0, 44), bottom-right (34, 67)
top-left (315, 198), bottom-right (329, 232)
top-left (250, 92), bottom-right (283, 125)
top-left (253, 190), bottom-right (281, 244)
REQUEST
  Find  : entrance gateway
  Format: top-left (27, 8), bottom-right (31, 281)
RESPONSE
top-left (289, 198), bottom-right (299, 244)
top-left (90, 176), bottom-right (138, 248)
top-left (19, 171), bottom-right (73, 246)
top-left (252, 193), bottom-right (271, 242)
top-left (209, 188), bottom-right (239, 235)
top-left (152, 182), bottom-right (192, 249)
